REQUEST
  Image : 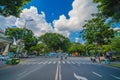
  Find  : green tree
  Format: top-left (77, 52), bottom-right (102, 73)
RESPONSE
top-left (68, 42), bottom-right (85, 56)
top-left (85, 43), bottom-right (96, 56)
top-left (81, 17), bottom-right (114, 55)
top-left (93, 0), bottom-right (120, 21)
top-left (39, 33), bottom-right (70, 52)
top-left (0, 0), bottom-right (31, 17)
top-left (110, 37), bottom-right (120, 55)
top-left (30, 43), bottom-right (50, 56)
top-left (5, 27), bottom-right (37, 53)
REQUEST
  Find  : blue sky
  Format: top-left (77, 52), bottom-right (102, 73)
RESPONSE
top-left (25, 0), bottom-right (73, 23)
top-left (24, 0), bottom-right (83, 42)
top-left (22, 0), bottom-right (98, 43)
top-left (1, 0), bottom-right (120, 43)
top-left (0, 0), bottom-right (98, 43)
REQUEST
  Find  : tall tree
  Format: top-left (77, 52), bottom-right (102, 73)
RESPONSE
top-left (30, 43), bottom-right (50, 56)
top-left (68, 42), bottom-right (85, 56)
top-left (0, 0), bottom-right (31, 17)
top-left (5, 27), bottom-right (37, 53)
top-left (39, 33), bottom-right (70, 52)
top-left (110, 37), bottom-right (120, 55)
top-left (81, 17), bottom-right (114, 55)
top-left (93, 0), bottom-right (120, 21)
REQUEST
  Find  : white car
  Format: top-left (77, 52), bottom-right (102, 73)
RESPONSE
top-left (0, 55), bottom-right (5, 61)
top-left (0, 55), bottom-right (10, 61)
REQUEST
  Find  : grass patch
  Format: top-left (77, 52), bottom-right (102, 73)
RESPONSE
top-left (110, 64), bottom-right (120, 68)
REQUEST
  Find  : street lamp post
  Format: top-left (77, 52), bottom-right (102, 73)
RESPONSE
top-left (16, 19), bottom-right (34, 58)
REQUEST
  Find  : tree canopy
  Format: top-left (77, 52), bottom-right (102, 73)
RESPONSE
top-left (5, 27), bottom-right (37, 53)
top-left (110, 37), bottom-right (120, 55)
top-left (81, 17), bottom-right (114, 45)
top-left (0, 0), bottom-right (31, 17)
top-left (68, 42), bottom-right (85, 56)
top-left (93, 0), bottom-right (120, 21)
top-left (39, 33), bottom-right (70, 52)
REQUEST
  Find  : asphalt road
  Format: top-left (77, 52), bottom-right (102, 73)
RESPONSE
top-left (0, 57), bottom-right (120, 80)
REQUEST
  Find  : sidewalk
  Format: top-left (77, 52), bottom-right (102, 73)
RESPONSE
top-left (109, 61), bottom-right (120, 68)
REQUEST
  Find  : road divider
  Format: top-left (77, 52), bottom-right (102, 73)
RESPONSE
top-left (55, 61), bottom-right (62, 80)
top-left (55, 64), bottom-right (59, 80)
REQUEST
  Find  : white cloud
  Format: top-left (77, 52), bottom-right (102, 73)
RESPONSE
top-left (75, 37), bottom-right (79, 43)
top-left (15, 6), bottom-right (71, 38)
top-left (15, 6), bottom-right (53, 36)
top-left (53, 0), bottom-right (98, 32)
top-left (0, 15), bottom-right (16, 30)
top-left (1, 0), bottom-right (98, 39)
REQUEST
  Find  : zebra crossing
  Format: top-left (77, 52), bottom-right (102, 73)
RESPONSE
top-left (20, 60), bottom-right (98, 65)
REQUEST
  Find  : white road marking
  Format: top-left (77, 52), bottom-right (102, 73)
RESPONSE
top-left (111, 75), bottom-right (120, 79)
top-left (53, 61), bottom-right (56, 64)
top-left (75, 61), bottom-right (80, 64)
top-left (38, 62), bottom-right (42, 64)
top-left (74, 73), bottom-right (88, 80)
top-left (92, 72), bottom-right (103, 78)
top-left (58, 61), bottom-right (61, 64)
top-left (18, 71), bottom-right (27, 76)
top-left (66, 61), bottom-right (70, 64)
top-left (58, 62), bottom-right (62, 80)
top-left (55, 61), bottom-right (62, 80)
top-left (16, 67), bottom-right (40, 80)
top-left (55, 64), bottom-right (59, 80)
top-left (32, 62), bottom-right (36, 64)
top-left (43, 61), bottom-right (47, 64)
top-left (62, 61), bottom-right (65, 64)
top-left (48, 61), bottom-right (52, 64)
top-left (71, 61), bottom-right (75, 64)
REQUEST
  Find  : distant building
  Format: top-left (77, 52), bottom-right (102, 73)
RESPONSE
top-left (113, 28), bottom-right (120, 37)
top-left (0, 29), bottom-right (12, 55)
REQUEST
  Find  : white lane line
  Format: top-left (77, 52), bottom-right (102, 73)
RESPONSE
top-left (38, 62), bottom-right (41, 64)
top-left (53, 61), bottom-right (56, 64)
top-left (58, 61), bottom-right (61, 64)
top-left (55, 64), bottom-right (59, 80)
top-left (71, 61), bottom-right (75, 64)
top-left (58, 62), bottom-right (62, 80)
top-left (48, 61), bottom-right (52, 64)
top-left (32, 62), bottom-right (37, 64)
top-left (75, 61), bottom-right (80, 64)
top-left (43, 61), bottom-right (47, 64)
top-left (92, 72), bottom-right (103, 78)
top-left (62, 61), bottom-right (65, 64)
top-left (16, 67), bottom-right (40, 80)
top-left (18, 71), bottom-right (27, 76)
top-left (74, 73), bottom-right (88, 80)
top-left (66, 61), bottom-right (70, 64)
top-left (111, 75), bottom-right (120, 79)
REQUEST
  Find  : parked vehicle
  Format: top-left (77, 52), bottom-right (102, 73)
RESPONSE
top-left (0, 55), bottom-right (10, 61)
top-left (3, 55), bottom-right (10, 61)
top-left (0, 55), bottom-right (5, 61)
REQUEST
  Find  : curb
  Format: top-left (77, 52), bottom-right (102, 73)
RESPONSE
top-left (101, 63), bottom-right (120, 70)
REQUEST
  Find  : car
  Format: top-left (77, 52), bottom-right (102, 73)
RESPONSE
top-left (3, 55), bottom-right (10, 61)
top-left (0, 55), bottom-right (10, 61)
top-left (0, 55), bottom-right (5, 61)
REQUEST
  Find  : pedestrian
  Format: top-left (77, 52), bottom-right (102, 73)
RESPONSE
top-left (91, 56), bottom-right (96, 63)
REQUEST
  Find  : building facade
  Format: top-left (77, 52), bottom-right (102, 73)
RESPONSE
top-left (0, 31), bottom-right (12, 55)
